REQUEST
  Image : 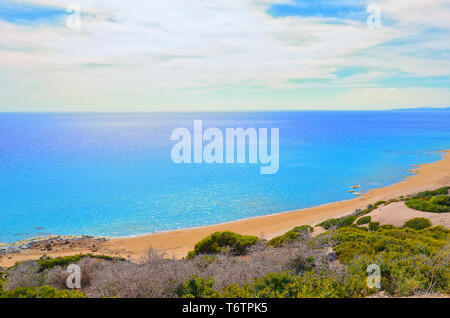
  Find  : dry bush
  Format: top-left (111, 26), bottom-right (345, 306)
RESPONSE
top-left (43, 257), bottom-right (106, 290)
top-left (79, 257), bottom-right (106, 288)
top-left (82, 238), bottom-right (333, 297)
top-left (1, 231), bottom-right (334, 297)
top-left (200, 240), bottom-right (330, 290)
top-left (85, 249), bottom-right (198, 298)
top-left (5, 232), bottom-right (337, 298)
top-left (6, 261), bottom-right (45, 290)
top-left (201, 251), bottom-right (282, 290)
top-left (45, 266), bottom-right (70, 290)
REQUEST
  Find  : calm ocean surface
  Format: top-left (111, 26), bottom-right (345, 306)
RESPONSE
top-left (1, 111), bottom-right (450, 243)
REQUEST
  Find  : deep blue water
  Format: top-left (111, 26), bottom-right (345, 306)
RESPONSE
top-left (1, 111), bottom-right (450, 243)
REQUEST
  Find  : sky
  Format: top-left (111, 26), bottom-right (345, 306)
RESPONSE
top-left (0, 0), bottom-right (449, 112)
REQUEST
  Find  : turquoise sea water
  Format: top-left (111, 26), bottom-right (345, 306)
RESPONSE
top-left (1, 111), bottom-right (450, 243)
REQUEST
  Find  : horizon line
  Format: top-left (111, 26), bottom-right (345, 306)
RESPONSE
top-left (1, 106), bottom-right (450, 114)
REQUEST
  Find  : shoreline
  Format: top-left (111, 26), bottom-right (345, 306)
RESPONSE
top-left (104, 150), bottom-right (450, 257)
top-left (1, 150), bottom-right (450, 266)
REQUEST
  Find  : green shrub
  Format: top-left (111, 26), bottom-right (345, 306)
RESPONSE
top-left (194, 255), bottom-right (217, 268)
top-left (346, 250), bottom-right (449, 296)
top-left (384, 198), bottom-right (400, 206)
top-left (268, 225), bottom-right (313, 247)
top-left (221, 272), bottom-right (296, 298)
top-left (374, 201), bottom-right (386, 207)
top-left (329, 226), bottom-right (448, 264)
top-left (356, 216), bottom-right (371, 225)
top-left (286, 255), bottom-right (317, 275)
top-left (220, 270), bottom-right (369, 298)
top-left (0, 285), bottom-right (86, 298)
top-left (403, 218), bottom-right (432, 230)
top-left (430, 195), bottom-right (450, 206)
top-left (318, 215), bottom-right (357, 230)
top-left (368, 221), bottom-right (379, 231)
top-left (36, 254), bottom-right (125, 272)
top-left (344, 224), bottom-right (369, 231)
top-left (219, 225), bottom-right (450, 298)
top-left (406, 198), bottom-right (450, 213)
top-left (0, 277), bottom-right (5, 294)
top-left (328, 226), bottom-right (449, 297)
top-left (405, 187), bottom-right (450, 213)
top-left (176, 276), bottom-right (218, 298)
top-left (359, 202), bottom-right (385, 216)
top-left (378, 224), bottom-right (396, 230)
top-left (411, 187), bottom-right (450, 199)
top-left (186, 231), bottom-right (259, 260)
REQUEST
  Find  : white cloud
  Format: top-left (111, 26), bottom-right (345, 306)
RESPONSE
top-left (380, 0), bottom-right (450, 30)
top-left (0, 0), bottom-right (449, 110)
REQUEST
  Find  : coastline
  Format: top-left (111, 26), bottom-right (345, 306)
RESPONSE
top-left (1, 150), bottom-right (449, 267)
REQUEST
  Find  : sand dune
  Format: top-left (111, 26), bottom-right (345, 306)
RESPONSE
top-left (369, 201), bottom-right (450, 228)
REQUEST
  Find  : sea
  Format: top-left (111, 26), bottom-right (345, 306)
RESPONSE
top-left (1, 110), bottom-right (450, 243)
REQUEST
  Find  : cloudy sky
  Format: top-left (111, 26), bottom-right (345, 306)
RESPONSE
top-left (1, 0), bottom-right (449, 111)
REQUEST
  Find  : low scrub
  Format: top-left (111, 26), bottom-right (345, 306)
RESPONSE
top-left (356, 216), bottom-right (371, 225)
top-left (318, 215), bottom-right (357, 230)
top-left (186, 231), bottom-right (259, 260)
top-left (317, 201), bottom-right (386, 230)
top-left (177, 224), bottom-right (450, 298)
top-left (320, 226), bottom-right (450, 296)
top-left (378, 224), bottom-right (396, 230)
top-left (368, 221), bottom-right (379, 231)
top-left (267, 225), bottom-right (313, 247)
top-left (176, 276), bottom-right (217, 298)
top-left (329, 226), bottom-right (449, 263)
top-left (374, 201), bottom-right (386, 207)
top-left (403, 217), bottom-right (432, 230)
top-left (410, 187), bottom-right (450, 199)
top-left (0, 285), bottom-right (86, 298)
top-left (218, 270), bottom-right (369, 298)
top-left (36, 254), bottom-right (125, 272)
top-left (405, 187), bottom-right (450, 213)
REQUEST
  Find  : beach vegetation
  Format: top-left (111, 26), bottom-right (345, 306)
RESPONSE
top-left (317, 215), bottom-right (357, 229)
top-left (352, 224), bottom-right (369, 231)
top-left (2, 210), bottom-right (449, 298)
top-left (374, 200), bottom-right (386, 207)
top-left (410, 187), bottom-right (450, 199)
top-left (0, 285), bottom-right (86, 298)
top-left (329, 226), bottom-right (449, 262)
top-left (378, 224), bottom-right (396, 230)
top-left (176, 276), bottom-right (218, 298)
top-left (403, 218), bottom-right (432, 230)
top-left (406, 195), bottom-right (450, 213)
top-left (180, 224), bottom-right (450, 297)
top-left (405, 187), bottom-right (450, 213)
top-left (356, 216), bottom-right (371, 225)
top-left (384, 198), bottom-right (401, 206)
top-left (186, 231), bottom-right (259, 260)
top-left (267, 225), bottom-right (313, 247)
top-left (218, 270), bottom-right (369, 298)
top-left (0, 277), bottom-right (5, 293)
top-left (4, 261), bottom-right (46, 290)
top-left (317, 200), bottom-right (389, 230)
top-left (36, 254), bottom-right (125, 272)
top-left (368, 221), bottom-right (380, 231)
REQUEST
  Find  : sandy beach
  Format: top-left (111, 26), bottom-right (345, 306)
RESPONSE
top-left (1, 150), bottom-right (449, 267)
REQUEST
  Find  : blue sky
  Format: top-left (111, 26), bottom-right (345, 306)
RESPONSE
top-left (0, 0), bottom-right (449, 111)
top-left (0, 1), bottom-right (67, 24)
top-left (268, 0), bottom-right (367, 20)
